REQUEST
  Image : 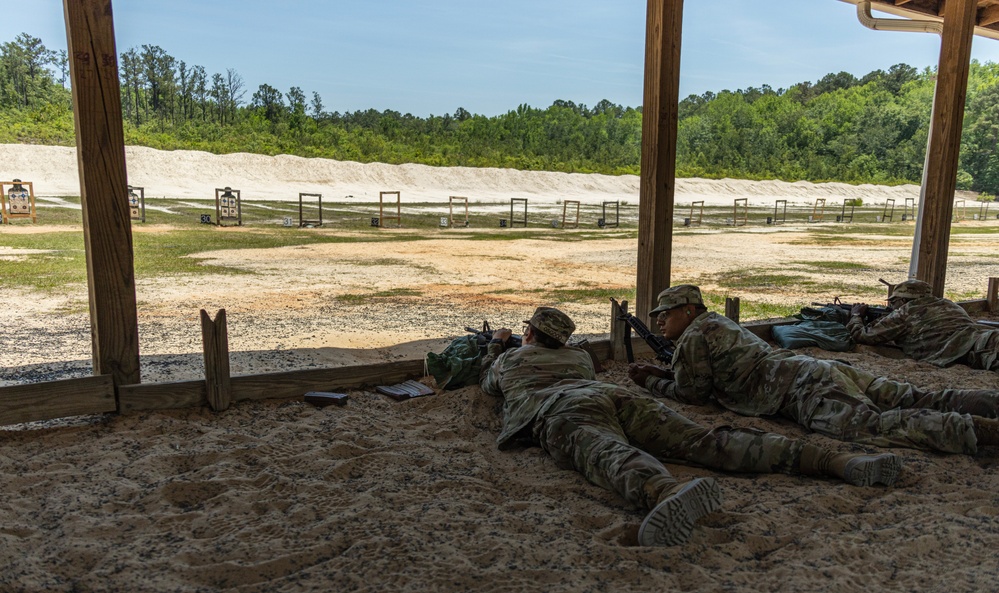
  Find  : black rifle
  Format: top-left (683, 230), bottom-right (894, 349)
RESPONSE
top-left (811, 299), bottom-right (892, 324)
top-left (466, 321), bottom-right (522, 354)
top-left (610, 298), bottom-right (675, 363)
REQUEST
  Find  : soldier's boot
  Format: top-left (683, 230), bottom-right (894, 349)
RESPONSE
top-left (799, 443), bottom-right (900, 487)
top-left (637, 477), bottom-right (722, 547)
top-left (972, 417), bottom-right (999, 447)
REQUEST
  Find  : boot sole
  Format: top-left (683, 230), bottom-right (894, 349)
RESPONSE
top-left (637, 477), bottom-right (722, 547)
top-left (844, 454), bottom-right (901, 487)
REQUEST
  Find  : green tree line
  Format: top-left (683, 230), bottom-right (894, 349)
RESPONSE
top-left (2, 32), bottom-right (999, 194)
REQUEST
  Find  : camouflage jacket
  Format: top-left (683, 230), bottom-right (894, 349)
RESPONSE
top-left (846, 296), bottom-right (989, 366)
top-left (479, 342), bottom-right (595, 448)
top-left (645, 312), bottom-right (817, 416)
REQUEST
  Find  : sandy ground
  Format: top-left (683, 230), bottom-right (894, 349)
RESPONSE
top-left (2, 145), bottom-right (999, 592)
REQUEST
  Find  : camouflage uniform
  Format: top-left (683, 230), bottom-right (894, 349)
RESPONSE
top-left (847, 295), bottom-right (999, 371)
top-left (647, 311), bottom-right (997, 454)
top-left (479, 307), bottom-right (811, 512)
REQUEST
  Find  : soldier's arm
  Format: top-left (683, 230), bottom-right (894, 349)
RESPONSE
top-left (478, 339), bottom-right (508, 397)
top-left (847, 308), bottom-right (908, 345)
top-left (645, 335), bottom-right (713, 405)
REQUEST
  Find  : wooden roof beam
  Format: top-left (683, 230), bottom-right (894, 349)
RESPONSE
top-left (980, 4), bottom-right (999, 26)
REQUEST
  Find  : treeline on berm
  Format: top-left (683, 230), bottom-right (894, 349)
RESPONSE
top-left (2, 32), bottom-right (999, 195)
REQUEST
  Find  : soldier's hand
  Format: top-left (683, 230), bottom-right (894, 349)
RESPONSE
top-left (850, 303), bottom-right (868, 318)
top-left (628, 363), bottom-right (669, 386)
top-left (492, 328), bottom-right (513, 343)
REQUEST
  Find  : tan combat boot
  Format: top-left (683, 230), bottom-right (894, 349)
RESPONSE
top-left (637, 477), bottom-right (723, 547)
top-left (799, 443), bottom-right (901, 487)
top-left (972, 417), bottom-right (999, 447)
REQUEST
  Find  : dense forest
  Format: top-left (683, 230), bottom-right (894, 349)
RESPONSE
top-left (2, 32), bottom-right (999, 194)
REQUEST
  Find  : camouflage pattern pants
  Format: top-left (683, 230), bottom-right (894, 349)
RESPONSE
top-left (779, 361), bottom-right (981, 454)
top-left (534, 381), bottom-right (802, 512)
top-left (963, 329), bottom-right (999, 373)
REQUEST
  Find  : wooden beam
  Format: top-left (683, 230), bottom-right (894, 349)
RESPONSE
top-left (988, 277), bottom-right (999, 313)
top-left (980, 5), bottom-right (999, 26)
top-left (64, 0), bottom-right (140, 386)
top-left (636, 0), bottom-right (683, 319)
top-left (725, 297), bottom-right (741, 323)
top-left (610, 299), bottom-right (630, 362)
top-left (200, 309), bottom-right (232, 412)
top-left (0, 375), bottom-right (115, 426)
top-left (914, 0), bottom-right (977, 296)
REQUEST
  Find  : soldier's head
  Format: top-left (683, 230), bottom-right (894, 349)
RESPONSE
top-left (888, 279), bottom-right (931, 308)
top-left (650, 284), bottom-right (706, 340)
top-left (523, 306), bottom-right (575, 349)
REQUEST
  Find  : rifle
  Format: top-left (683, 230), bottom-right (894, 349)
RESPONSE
top-left (610, 298), bottom-right (675, 363)
top-left (811, 298), bottom-right (892, 324)
top-left (466, 321), bottom-right (522, 354)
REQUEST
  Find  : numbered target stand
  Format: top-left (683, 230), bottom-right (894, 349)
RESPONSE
top-left (127, 185), bottom-right (145, 222)
top-left (214, 187), bottom-right (242, 227)
top-left (1, 179), bottom-right (37, 224)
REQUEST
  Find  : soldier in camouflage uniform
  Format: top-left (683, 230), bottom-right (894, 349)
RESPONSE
top-left (848, 279), bottom-right (999, 371)
top-left (480, 306), bottom-right (901, 547)
top-left (629, 285), bottom-right (999, 456)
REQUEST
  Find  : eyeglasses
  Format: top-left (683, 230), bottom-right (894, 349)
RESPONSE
top-left (656, 307), bottom-right (685, 322)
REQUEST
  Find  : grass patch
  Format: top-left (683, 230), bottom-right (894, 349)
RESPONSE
top-left (792, 261), bottom-right (872, 271)
top-left (334, 288), bottom-right (422, 304)
top-left (711, 271), bottom-right (815, 291)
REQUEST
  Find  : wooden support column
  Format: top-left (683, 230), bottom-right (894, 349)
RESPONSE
top-left (913, 0), bottom-right (977, 297)
top-left (988, 277), bottom-right (999, 313)
top-left (64, 0), bottom-right (140, 387)
top-left (200, 309), bottom-right (232, 412)
top-left (636, 0), bottom-right (683, 318)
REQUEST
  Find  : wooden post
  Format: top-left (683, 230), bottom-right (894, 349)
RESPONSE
top-left (200, 309), bottom-right (232, 412)
top-left (610, 299), bottom-right (629, 362)
top-left (913, 0), bottom-right (977, 296)
top-left (636, 0), bottom-right (683, 318)
top-left (64, 0), bottom-right (140, 388)
top-left (988, 278), bottom-right (999, 313)
top-left (725, 297), bottom-right (740, 324)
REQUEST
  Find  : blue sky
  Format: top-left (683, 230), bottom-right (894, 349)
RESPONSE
top-left (6, 0), bottom-right (999, 116)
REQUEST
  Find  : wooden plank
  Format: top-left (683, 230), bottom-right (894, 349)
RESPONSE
top-left (989, 278), bottom-right (999, 313)
top-left (64, 0), bottom-right (140, 386)
top-left (118, 380), bottom-right (205, 412)
top-left (636, 0), bottom-right (683, 319)
top-left (914, 0), bottom-right (977, 296)
top-left (610, 299), bottom-right (629, 362)
top-left (725, 297), bottom-right (741, 323)
top-left (0, 375), bottom-right (115, 426)
top-left (120, 359), bottom-right (427, 412)
top-left (981, 5), bottom-right (999, 26)
top-left (200, 309), bottom-right (232, 412)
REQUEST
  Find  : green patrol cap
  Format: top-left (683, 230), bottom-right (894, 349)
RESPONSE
top-left (650, 284), bottom-right (703, 315)
top-left (890, 279), bottom-right (931, 300)
top-left (525, 306), bottom-right (575, 345)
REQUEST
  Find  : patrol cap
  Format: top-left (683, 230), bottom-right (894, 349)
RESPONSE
top-left (650, 285), bottom-right (704, 315)
top-left (890, 279), bottom-right (932, 300)
top-left (524, 306), bottom-right (575, 345)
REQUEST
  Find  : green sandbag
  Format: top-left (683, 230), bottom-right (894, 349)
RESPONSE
top-left (772, 320), bottom-right (855, 352)
top-left (426, 335), bottom-right (483, 390)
